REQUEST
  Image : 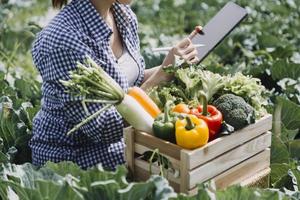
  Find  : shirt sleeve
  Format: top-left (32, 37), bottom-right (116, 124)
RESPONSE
top-left (41, 48), bottom-right (124, 144)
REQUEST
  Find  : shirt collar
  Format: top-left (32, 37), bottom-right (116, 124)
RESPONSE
top-left (73, 0), bottom-right (132, 43)
top-left (112, 3), bottom-right (132, 37)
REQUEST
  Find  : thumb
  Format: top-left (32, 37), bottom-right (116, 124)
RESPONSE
top-left (188, 25), bottom-right (203, 39)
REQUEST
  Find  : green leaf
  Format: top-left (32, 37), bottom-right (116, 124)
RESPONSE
top-left (271, 136), bottom-right (289, 164)
top-left (0, 71), bottom-right (5, 80)
top-left (46, 162), bottom-right (131, 199)
top-left (185, 181), bottom-right (290, 200)
top-left (280, 124), bottom-right (299, 143)
top-left (270, 46), bottom-right (296, 60)
top-left (175, 67), bottom-right (202, 100)
top-left (4, 179), bottom-right (84, 200)
top-left (44, 161), bottom-right (83, 177)
top-left (257, 34), bottom-right (278, 48)
top-left (148, 175), bottom-right (177, 200)
top-left (118, 181), bottom-right (155, 200)
top-left (18, 102), bottom-right (33, 130)
top-left (271, 60), bottom-right (300, 81)
top-left (216, 186), bottom-right (283, 200)
top-left (290, 169), bottom-right (300, 188)
top-left (0, 96), bottom-right (15, 151)
top-left (0, 95), bottom-right (32, 164)
top-left (0, 151), bottom-right (8, 163)
top-left (90, 180), bottom-right (120, 199)
top-left (196, 181), bottom-right (216, 200)
top-left (273, 169), bottom-right (299, 191)
top-left (270, 163), bottom-right (291, 186)
top-left (14, 79), bottom-right (32, 99)
top-left (289, 140), bottom-right (300, 160)
top-left (277, 97), bottom-right (300, 130)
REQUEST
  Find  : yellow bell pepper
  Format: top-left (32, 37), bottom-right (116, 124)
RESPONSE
top-left (175, 115), bottom-right (209, 149)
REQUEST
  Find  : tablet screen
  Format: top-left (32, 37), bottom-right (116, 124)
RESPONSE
top-left (192, 2), bottom-right (248, 62)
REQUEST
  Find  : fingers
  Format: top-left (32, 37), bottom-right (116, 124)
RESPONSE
top-left (178, 38), bottom-right (191, 48)
top-left (183, 49), bottom-right (197, 61)
top-left (188, 25), bottom-right (203, 39)
top-left (169, 25), bottom-right (202, 65)
top-left (188, 30), bottom-right (198, 40)
top-left (182, 45), bottom-right (195, 55)
top-left (195, 25), bottom-right (203, 34)
top-left (173, 41), bottom-right (199, 64)
top-left (188, 56), bottom-right (200, 64)
top-left (182, 50), bottom-right (199, 64)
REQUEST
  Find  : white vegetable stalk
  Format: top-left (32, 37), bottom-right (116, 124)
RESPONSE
top-left (61, 56), bottom-right (154, 135)
top-left (116, 95), bottom-right (154, 134)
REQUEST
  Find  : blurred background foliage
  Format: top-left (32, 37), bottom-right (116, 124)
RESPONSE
top-left (0, 0), bottom-right (52, 77)
top-left (0, 0), bottom-right (299, 195)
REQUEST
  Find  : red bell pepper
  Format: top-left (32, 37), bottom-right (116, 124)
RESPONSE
top-left (190, 92), bottom-right (222, 140)
top-left (189, 108), bottom-right (201, 118)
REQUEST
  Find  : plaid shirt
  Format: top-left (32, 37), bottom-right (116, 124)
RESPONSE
top-left (29, 0), bottom-right (145, 170)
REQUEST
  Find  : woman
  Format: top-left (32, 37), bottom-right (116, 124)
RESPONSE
top-left (30, 0), bottom-right (199, 170)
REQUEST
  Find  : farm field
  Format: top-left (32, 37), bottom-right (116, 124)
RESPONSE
top-left (0, 0), bottom-right (299, 199)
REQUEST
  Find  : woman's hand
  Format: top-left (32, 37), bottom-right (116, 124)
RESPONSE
top-left (162, 27), bottom-right (201, 66)
top-left (141, 26), bottom-right (202, 91)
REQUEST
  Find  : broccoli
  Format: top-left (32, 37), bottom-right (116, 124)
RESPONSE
top-left (213, 94), bottom-right (255, 130)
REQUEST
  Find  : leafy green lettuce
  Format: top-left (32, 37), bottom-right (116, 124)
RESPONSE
top-left (148, 65), bottom-right (268, 118)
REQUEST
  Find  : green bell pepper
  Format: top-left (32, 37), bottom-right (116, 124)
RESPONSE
top-left (152, 101), bottom-right (180, 143)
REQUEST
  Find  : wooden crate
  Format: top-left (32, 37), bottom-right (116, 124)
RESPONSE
top-left (124, 114), bottom-right (272, 195)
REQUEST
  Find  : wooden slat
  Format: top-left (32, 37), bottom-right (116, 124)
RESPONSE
top-left (180, 150), bottom-right (190, 193)
top-left (135, 130), bottom-right (182, 160)
top-left (186, 114), bottom-right (272, 170)
top-left (133, 150), bottom-right (270, 194)
top-left (134, 159), bottom-right (181, 184)
top-left (134, 165), bottom-right (149, 182)
top-left (134, 143), bottom-right (180, 170)
top-left (188, 132), bottom-right (271, 189)
top-left (187, 186), bottom-right (199, 196)
top-left (187, 168), bottom-right (271, 196)
top-left (240, 167), bottom-right (271, 187)
top-left (214, 149), bottom-right (270, 189)
top-left (187, 150), bottom-right (271, 196)
top-left (124, 127), bottom-right (135, 175)
top-left (134, 165), bottom-right (180, 192)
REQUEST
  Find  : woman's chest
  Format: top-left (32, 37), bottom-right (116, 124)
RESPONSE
top-left (79, 33), bottom-right (144, 89)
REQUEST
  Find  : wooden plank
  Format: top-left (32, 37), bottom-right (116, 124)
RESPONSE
top-left (187, 187), bottom-right (199, 196)
top-left (241, 167), bottom-right (271, 187)
top-left (187, 168), bottom-right (271, 196)
top-left (180, 150), bottom-right (190, 193)
top-left (214, 149), bottom-right (270, 189)
top-left (135, 130), bottom-right (182, 160)
top-left (187, 150), bottom-right (271, 196)
top-left (186, 115), bottom-right (272, 170)
top-left (134, 165), bottom-right (149, 182)
top-left (134, 158), bottom-right (181, 184)
top-left (188, 132), bottom-right (271, 189)
top-left (134, 166), bottom-right (180, 192)
top-left (124, 127), bottom-right (135, 175)
top-left (134, 143), bottom-right (181, 170)
top-left (134, 150), bottom-right (270, 194)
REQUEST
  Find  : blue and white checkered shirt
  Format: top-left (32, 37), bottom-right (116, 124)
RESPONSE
top-left (29, 0), bottom-right (145, 170)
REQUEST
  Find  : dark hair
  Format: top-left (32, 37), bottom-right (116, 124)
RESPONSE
top-left (52, 0), bottom-right (68, 8)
